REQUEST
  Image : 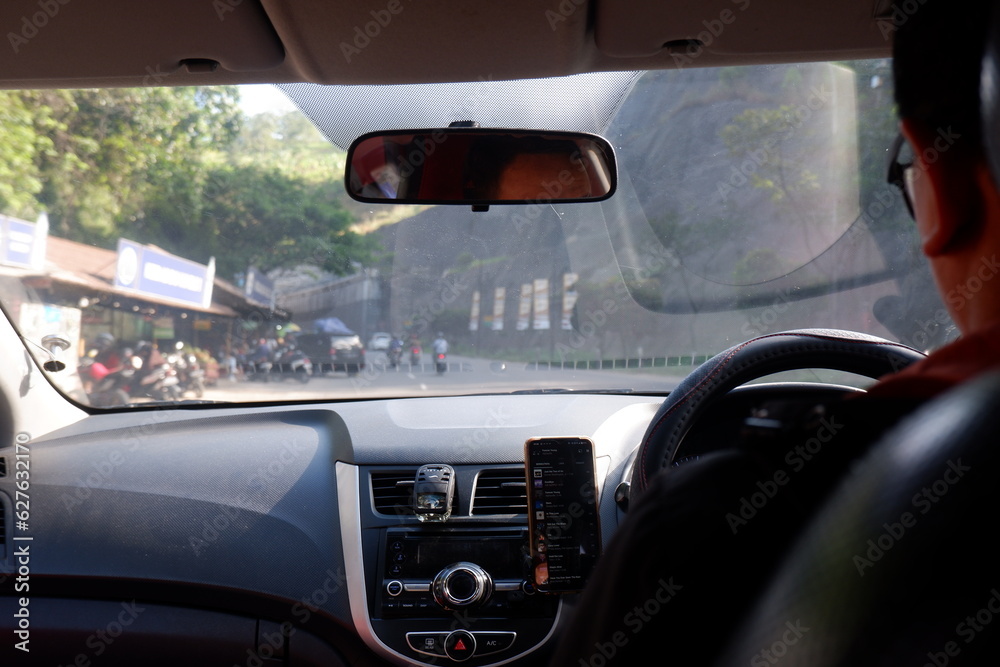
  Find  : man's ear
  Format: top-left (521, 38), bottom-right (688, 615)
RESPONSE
top-left (900, 119), bottom-right (981, 257)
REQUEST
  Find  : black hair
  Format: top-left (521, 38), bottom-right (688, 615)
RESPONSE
top-left (462, 135), bottom-right (583, 200)
top-left (892, 0), bottom-right (995, 149)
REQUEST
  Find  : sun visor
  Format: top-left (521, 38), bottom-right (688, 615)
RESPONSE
top-left (595, 0), bottom-right (889, 59)
top-left (278, 72), bottom-right (642, 151)
top-left (0, 0), bottom-right (283, 81)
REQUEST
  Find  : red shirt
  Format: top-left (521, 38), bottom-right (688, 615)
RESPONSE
top-left (867, 320), bottom-right (1000, 399)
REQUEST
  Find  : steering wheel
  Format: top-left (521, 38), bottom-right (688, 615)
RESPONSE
top-left (631, 329), bottom-right (926, 494)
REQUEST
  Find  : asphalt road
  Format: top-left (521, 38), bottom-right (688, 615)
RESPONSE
top-left (202, 352), bottom-right (684, 402)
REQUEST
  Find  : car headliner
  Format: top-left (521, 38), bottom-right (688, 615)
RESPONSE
top-left (0, 0), bottom-right (893, 88)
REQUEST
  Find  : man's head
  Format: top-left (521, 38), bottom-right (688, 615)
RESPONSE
top-left (893, 0), bottom-right (1000, 334)
top-left (492, 152), bottom-right (593, 201)
top-left (893, 2), bottom-right (990, 153)
top-left (463, 136), bottom-right (593, 201)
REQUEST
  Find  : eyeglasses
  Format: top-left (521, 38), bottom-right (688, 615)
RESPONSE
top-left (886, 132), bottom-right (916, 218)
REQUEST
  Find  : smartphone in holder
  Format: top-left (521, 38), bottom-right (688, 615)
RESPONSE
top-left (524, 436), bottom-right (602, 593)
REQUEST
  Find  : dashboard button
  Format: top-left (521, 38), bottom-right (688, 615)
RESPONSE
top-left (385, 580), bottom-right (404, 596)
top-left (474, 632), bottom-right (516, 656)
top-left (406, 632), bottom-right (448, 657)
top-left (445, 630), bottom-right (476, 662)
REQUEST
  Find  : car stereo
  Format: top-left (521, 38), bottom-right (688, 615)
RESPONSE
top-left (376, 528), bottom-right (554, 619)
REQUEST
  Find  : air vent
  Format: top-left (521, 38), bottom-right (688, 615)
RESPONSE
top-left (371, 470), bottom-right (416, 515)
top-left (0, 496), bottom-right (6, 560)
top-left (0, 457), bottom-right (6, 477)
top-left (472, 468), bottom-right (527, 515)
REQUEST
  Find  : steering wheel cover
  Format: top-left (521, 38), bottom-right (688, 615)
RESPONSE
top-left (634, 329), bottom-right (925, 492)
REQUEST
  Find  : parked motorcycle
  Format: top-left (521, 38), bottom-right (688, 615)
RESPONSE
top-left (269, 346), bottom-right (313, 383)
top-left (246, 359), bottom-right (274, 382)
top-left (134, 360), bottom-right (182, 401)
top-left (128, 343), bottom-right (182, 401)
top-left (168, 343), bottom-right (206, 398)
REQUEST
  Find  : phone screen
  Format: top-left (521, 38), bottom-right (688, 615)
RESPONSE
top-left (524, 436), bottom-right (602, 593)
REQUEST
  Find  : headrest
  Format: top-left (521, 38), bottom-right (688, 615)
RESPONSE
top-left (714, 372), bottom-right (1000, 665)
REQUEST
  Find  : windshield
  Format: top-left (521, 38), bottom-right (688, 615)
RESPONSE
top-left (0, 59), bottom-right (951, 407)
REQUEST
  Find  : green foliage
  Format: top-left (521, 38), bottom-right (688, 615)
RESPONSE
top-left (0, 86), bottom-right (369, 280)
top-left (0, 91), bottom-right (47, 216)
top-left (228, 111), bottom-right (347, 185)
top-left (140, 164), bottom-right (372, 279)
top-left (732, 248), bottom-right (789, 284)
top-left (720, 105), bottom-right (819, 205)
top-left (28, 87), bottom-right (241, 244)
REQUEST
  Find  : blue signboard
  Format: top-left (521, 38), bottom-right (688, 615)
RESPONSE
top-left (1, 214), bottom-right (46, 270)
top-left (244, 266), bottom-right (274, 309)
top-left (114, 239), bottom-right (214, 309)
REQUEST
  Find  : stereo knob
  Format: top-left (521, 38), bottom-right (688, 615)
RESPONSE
top-left (432, 562), bottom-right (493, 609)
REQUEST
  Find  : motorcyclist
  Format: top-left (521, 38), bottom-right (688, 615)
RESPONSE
top-left (409, 334), bottom-right (423, 364)
top-left (82, 332), bottom-right (123, 395)
top-left (250, 337), bottom-right (272, 364)
top-left (388, 334), bottom-right (404, 367)
top-left (432, 332), bottom-right (448, 356)
top-left (91, 332), bottom-right (123, 372)
top-left (134, 341), bottom-right (166, 378)
top-left (432, 332), bottom-right (448, 374)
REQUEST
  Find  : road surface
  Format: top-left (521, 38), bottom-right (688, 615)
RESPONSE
top-left (201, 352), bottom-right (685, 402)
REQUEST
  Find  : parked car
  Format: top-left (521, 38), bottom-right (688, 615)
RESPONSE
top-left (296, 332), bottom-right (366, 377)
top-left (368, 331), bottom-right (392, 351)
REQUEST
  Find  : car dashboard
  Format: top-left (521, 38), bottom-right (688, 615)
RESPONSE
top-left (0, 392), bottom-right (660, 665)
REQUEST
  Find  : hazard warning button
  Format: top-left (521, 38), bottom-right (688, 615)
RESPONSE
top-left (445, 630), bottom-right (477, 662)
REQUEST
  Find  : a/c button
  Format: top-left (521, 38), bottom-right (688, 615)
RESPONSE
top-left (473, 632), bottom-right (516, 655)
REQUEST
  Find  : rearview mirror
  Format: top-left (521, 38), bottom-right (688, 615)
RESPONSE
top-left (345, 129), bottom-right (616, 206)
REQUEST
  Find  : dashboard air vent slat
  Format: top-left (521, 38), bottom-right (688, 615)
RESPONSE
top-left (472, 468), bottom-right (528, 515)
top-left (0, 456), bottom-right (6, 477)
top-left (0, 496), bottom-right (5, 560)
top-left (371, 470), bottom-right (416, 515)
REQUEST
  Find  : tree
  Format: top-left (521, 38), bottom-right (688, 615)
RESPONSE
top-left (0, 91), bottom-right (47, 217)
top-left (28, 87), bottom-right (240, 244)
top-left (0, 86), bottom-right (375, 280)
top-left (140, 164), bottom-right (373, 279)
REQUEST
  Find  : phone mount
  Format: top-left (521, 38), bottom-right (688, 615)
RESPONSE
top-left (413, 464), bottom-right (455, 522)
